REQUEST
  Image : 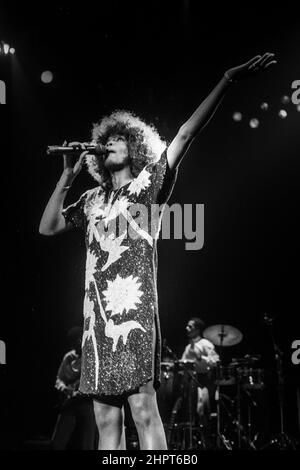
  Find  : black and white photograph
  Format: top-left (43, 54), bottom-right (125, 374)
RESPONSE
top-left (0, 1), bottom-right (299, 455)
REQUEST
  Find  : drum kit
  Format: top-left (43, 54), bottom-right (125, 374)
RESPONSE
top-left (157, 321), bottom-right (296, 450)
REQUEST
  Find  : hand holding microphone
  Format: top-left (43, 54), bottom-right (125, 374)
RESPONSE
top-left (60, 141), bottom-right (89, 187)
top-left (47, 141), bottom-right (108, 157)
top-left (50, 140), bottom-right (108, 189)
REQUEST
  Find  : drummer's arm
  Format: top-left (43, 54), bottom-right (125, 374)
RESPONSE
top-left (55, 377), bottom-right (69, 392)
top-left (200, 343), bottom-right (220, 367)
top-left (181, 346), bottom-right (189, 361)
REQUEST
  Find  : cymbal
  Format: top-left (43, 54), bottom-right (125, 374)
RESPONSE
top-left (203, 324), bottom-right (243, 347)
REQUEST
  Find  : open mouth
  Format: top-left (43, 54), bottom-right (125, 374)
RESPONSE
top-left (103, 150), bottom-right (115, 160)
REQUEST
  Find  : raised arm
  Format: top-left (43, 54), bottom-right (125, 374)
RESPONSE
top-left (39, 142), bottom-right (88, 236)
top-left (167, 53), bottom-right (277, 170)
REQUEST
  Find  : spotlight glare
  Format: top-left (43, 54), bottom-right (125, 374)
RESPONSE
top-left (249, 118), bottom-right (259, 129)
top-left (297, 105), bottom-right (300, 112)
top-left (278, 109), bottom-right (287, 119)
top-left (41, 70), bottom-right (53, 84)
top-left (9, 47), bottom-right (15, 54)
top-left (3, 43), bottom-right (9, 54)
top-left (281, 95), bottom-right (290, 105)
top-left (260, 102), bottom-right (269, 111)
top-left (233, 111), bottom-right (242, 122)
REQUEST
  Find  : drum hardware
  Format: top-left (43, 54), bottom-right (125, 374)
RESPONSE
top-left (161, 341), bottom-right (203, 449)
top-left (261, 313), bottom-right (296, 450)
top-left (169, 423), bottom-right (205, 450)
top-left (230, 354), bottom-right (261, 367)
top-left (234, 369), bottom-right (258, 449)
top-left (167, 396), bottom-right (183, 448)
top-left (243, 388), bottom-right (259, 450)
top-left (213, 370), bottom-right (255, 450)
top-left (174, 359), bottom-right (200, 449)
top-left (218, 384), bottom-right (257, 450)
top-left (236, 367), bottom-right (265, 391)
top-left (213, 365), bottom-right (236, 386)
top-left (203, 324), bottom-right (243, 449)
top-left (225, 359), bottom-right (263, 449)
top-left (203, 326), bottom-right (259, 449)
top-left (161, 330), bottom-right (275, 450)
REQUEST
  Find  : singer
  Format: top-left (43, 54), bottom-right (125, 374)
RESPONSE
top-left (39, 53), bottom-right (276, 450)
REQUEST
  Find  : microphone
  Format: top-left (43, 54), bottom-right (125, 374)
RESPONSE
top-left (46, 143), bottom-right (108, 157)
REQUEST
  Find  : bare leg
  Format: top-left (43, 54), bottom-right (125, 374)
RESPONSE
top-left (93, 401), bottom-right (126, 450)
top-left (128, 381), bottom-right (167, 450)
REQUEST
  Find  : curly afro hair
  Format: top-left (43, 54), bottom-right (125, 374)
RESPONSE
top-left (85, 110), bottom-right (166, 189)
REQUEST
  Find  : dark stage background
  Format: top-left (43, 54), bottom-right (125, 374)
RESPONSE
top-left (0, 1), bottom-right (299, 450)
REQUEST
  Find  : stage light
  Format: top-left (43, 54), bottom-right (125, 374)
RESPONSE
top-left (41, 70), bottom-right (53, 84)
top-left (232, 112), bottom-right (242, 122)
top-left (260, 102), bottom-right (269, 111)
top-left (278, 109), bottom-right (287, 119)
top-left (249, 118), bottom-right (259, 129)
top-left (297, 105), bottom-right (300, 112)
top-left (281, 95), bottom-right (290, 105)
top-left (0, 41), bottom-right (15, 56)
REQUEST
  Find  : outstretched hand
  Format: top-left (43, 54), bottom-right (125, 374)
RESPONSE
top-left (225, 53), bottom-right (277, 82)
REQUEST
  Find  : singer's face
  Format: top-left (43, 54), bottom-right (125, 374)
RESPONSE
top-left (104, 134), bottom-right (130, 171)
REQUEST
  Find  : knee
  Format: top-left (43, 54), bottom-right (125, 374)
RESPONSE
top-left (93, 405), bottom-right (121, 431)
top-left (130, 401), bottom-right (155, 429)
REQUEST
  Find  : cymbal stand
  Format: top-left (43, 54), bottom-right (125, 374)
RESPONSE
top-left (263, 315), bottom-right (296, 449)
top-left (215, 326), bottom-right (233, 450)
top-left (236, 371), bottom-right (242, 448)
top-left (244, 389), bottom-right (259, 449)
top-left (234, 385), bottom-right (258, 450)
top-left (235, 371), bottom-right (256, 449)
top-left (215, 329), bottom-right (251, 450)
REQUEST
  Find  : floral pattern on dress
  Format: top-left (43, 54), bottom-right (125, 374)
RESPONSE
top-left (62, 149), bottom-right (178, 395)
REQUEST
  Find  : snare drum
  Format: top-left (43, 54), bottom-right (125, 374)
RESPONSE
top-left (237, 367), bottom-right (265, 390)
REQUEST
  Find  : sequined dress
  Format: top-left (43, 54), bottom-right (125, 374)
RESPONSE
top-left (63, 150), bottom-right (178, 396)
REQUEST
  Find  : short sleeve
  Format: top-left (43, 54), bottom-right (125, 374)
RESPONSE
top-left (146, 148), bottom-right (178, 205)
top-left (62, 191), bottom-right (88, 230)
top-left (198, 339), bottom-right (220, 365)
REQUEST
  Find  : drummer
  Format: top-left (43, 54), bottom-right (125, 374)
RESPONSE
top-left (181, 318), bottom-right (219, 422)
